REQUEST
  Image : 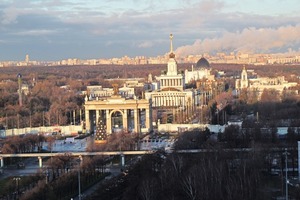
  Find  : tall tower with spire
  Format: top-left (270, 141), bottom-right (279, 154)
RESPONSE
top-left (241, 66), bottom-right (248, 89)
top-left (156, 34), bottom-right (185, 91)
top-left (167, 33), bottom-right (178, 76)
top-left (144, 34), bottom-right (194, 110)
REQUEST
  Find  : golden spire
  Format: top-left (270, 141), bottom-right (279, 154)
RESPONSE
top-left (169, 33), bottom-right (175, 58)
top-left (170, 33), bottom-right (173, 52)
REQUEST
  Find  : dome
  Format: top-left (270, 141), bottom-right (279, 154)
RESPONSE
top-left (196, 57), bottom-right (210, 68)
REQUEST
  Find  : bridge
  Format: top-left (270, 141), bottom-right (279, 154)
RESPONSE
top-left (0, 150), bottom-right (156, 169)
top-left (0, 147), bottom-right (293, 169)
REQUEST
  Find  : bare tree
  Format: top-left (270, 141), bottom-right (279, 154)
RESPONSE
top-left (138, 177), bottom-right (157, 200)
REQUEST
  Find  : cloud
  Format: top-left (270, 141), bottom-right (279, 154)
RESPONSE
top-left (175, 24), bottom-right (300, 56)
top-left (137, 41), bottom-right (153, 48)
top-left (1, 6), bottom-right (23, 24)
top-left (1, 0), bottom-right (300, 60)
top-left (12, 29), bottom-right (58, 36)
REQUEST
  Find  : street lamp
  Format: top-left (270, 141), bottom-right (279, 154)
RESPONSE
top-left (78, 168), bottom-right (81, 200)
top-left (283, 148), bottom-right (289, 200)
top-left (77, 159), bottom-right (81, 200)
top-left (13, 177), bottom-right (21, 198)
top-left (44, 169), bottom-right (49, 184)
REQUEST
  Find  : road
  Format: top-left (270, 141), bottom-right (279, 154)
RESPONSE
top-left (0, 157), bottom-right (41, 180)
top-left (0, 136), bottom-right (92, 180)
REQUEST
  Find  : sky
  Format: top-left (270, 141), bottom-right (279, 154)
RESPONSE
top-left (0, 0), bottom-right (300, 61)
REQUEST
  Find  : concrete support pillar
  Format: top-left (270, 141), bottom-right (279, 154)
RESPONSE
top-left (123, 109), bottom-right (128, 132)
top-left (0, 157), bottom-right (3, 168)
top-left (85, 109), bottom-right (90, 133)
top-left (106, 110), bottom-right (111, 134)
top-left (38, 156), bottom-right (43, 168)
top-left (79, 155), bottom-right (83, 167)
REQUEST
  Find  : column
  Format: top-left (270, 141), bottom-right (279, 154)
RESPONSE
top-left (145, 108), bottom-right (150, 132)
top-left (96, 110), bottom-right (99, 124)
top-left (106, 110), bottom-right (112, 134)
top-left (123, 109), bottom-right (128, 131)
top-left (0, 157), bottom-right (3, 168)
top-left (172, 96), bottom-right (174, 106)
top-left (79, 109), bottom-right (82, 124)
top-left (85, 109), bottom-right (90, 133)
top-left (134, 108), bottom-right (139, 133)
top-left (38, 156), bottom-right (43, 168)
top-left (159, 96), bottom-right (161, 107)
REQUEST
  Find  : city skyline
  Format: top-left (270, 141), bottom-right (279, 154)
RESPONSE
top-left (0, 0), bottom-right (300, 61)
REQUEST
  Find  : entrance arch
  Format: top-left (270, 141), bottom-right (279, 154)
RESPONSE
top-left (110, 110), bottom-right (124, 133)
top-left (85, 96), bottom-right (152, 134)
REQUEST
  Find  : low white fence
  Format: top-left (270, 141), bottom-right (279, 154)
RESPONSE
top-left (1, 125), bottom-right (83, 137)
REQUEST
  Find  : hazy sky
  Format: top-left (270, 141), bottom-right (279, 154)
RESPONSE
top-left (1, 0), bottom-right (300, 61)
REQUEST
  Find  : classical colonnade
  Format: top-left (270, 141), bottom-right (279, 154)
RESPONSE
top-left (84, 96), bottom-right (152, 134)
top-left (160, 78), bottom-right (183, 87)
top-left (152, 94), bottom-right (187, 107)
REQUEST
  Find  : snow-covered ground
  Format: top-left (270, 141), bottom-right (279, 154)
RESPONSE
top-left (139, 135), bottom-right (175, 151)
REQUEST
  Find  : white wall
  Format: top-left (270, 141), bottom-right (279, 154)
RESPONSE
top-left (3, 125), bottom-right (83, 137)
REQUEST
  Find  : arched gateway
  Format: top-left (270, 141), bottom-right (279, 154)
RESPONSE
top-left (84, 94), bottom-right (152, 134)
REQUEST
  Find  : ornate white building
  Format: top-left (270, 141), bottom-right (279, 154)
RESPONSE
top-left (145, 34), bottom-right (199, 108)
top-left (184, 57), bottom-right (214, 84)
top-left (235, 66), bottom-right (249, 89)
top-left (235, 66), bottom-right (298, 98)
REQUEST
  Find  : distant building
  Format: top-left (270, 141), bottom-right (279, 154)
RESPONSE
top-left (235, 66), bottom-right (298, 99)
top-left (184, 57), bottom-right (214, 84)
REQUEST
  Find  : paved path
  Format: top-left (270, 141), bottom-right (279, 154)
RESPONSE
top-left (71, 164), bottom-right (122, 200)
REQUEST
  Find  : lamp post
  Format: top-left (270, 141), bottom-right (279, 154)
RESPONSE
top-left (44, 169), bottom-right (49, 184)
top-left (78, 168), bottom-right (81, 200)
top-left (13, 177), bottom-right (21, 198)
top-left (77, 159), bottom-right (81, 200)
top-left (284, 148), bottom-right (289, 200)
